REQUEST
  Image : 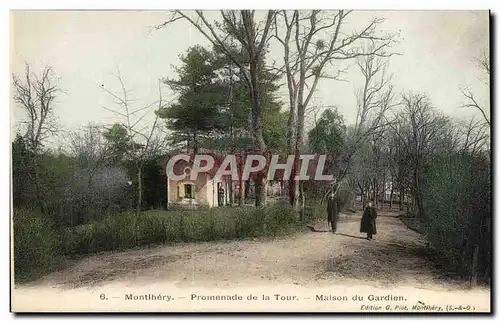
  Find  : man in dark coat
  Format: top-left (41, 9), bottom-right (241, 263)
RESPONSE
top-left (360, 201), bottom-right (377, 240)
top-left (327, 191), bottom-right (340, 233)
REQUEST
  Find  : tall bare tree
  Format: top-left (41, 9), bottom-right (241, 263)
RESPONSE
top-left (456, 117), bottom-right (489, 155)
top-left (100, 71), bottom-right (167, 214)
top-left (460, 49), bottom-right (490, 126)
top-left (390, 93), bottom-right (451, 219)
top-left (156, 10), bottom-right (276, 207)
top-left (68, 123), bottom-right (110, 170)
top-left (12, 63), bottom-right (61, 214)
top-left (322, 45), bottom-right (396, 203)
top-left (273, 10), bottom-right (396, 208)
top-left (67, 123), bottom-right (112, 201)
top-left (65, 123), bottom-right (131, 224)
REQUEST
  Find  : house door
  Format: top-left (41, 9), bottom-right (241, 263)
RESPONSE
top-left (217, 182), bottom-right (225, 207)
top-left (184, 183), bottom-right (195, 199)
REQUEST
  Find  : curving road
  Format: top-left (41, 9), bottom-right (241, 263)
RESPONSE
top-left (12, 211), bottom-right (491, 312)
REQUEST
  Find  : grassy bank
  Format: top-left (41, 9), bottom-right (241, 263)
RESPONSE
top-left (13, 204), bottom-right (309, 283)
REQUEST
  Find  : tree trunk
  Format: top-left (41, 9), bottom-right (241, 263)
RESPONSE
top-left (32, 154), bottom-right (47, 214)
top-left (408, 193), bottom-right (413, 214)
top-left (249, 62), bottom-right (266, 152)
top-left (286, 103), bottom-right (297, 166)
top-left (136, 165), bottom-right (143, 214)
top-left (186, 132), bottom-right (191, 153)
top-left (381, 174), bottom-right (386, 210)
top-left (245, 180), bottom-right (250, 199)
top-left (351, 191), bottom-right (356, 210)
top-left (291, 99), bottom-right (305, 211)
top-left (254, 176), bottom-right (267, 208)
top-left (389, 182), bottom-right (394, 210)
top-left (290, 42), bottom-right (306, 209)
top-left (228, 180), bottom-right (234, 206)
top-left (193, 130), bottom-right (199, 154)
top-left (86, 170), bottom-right (95, 223)
top-left (238, 179), bottom-right (245, 206)
top-left (165, 178), bottom-right (169, 210)
top-left (470, 245), bottom-right (480, 287)
top-left (249, 59), bottom-right (267, 208)
top-left (299, 182), bottom-right (305, 222)
top-left (288, 156), bottom-right (300, 210)
top-left (359, 183), bottom-right (365, 208)
top-left (399, 187), bottom-right (404, 211)
top-left (413, 168), bottom-right (426, 220)
top-left (286, 123), bottom-right (299, 209)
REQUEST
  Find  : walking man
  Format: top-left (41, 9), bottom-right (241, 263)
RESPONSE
top-left (327, 191), bottom-right (340, 233)
top-left (360, 200), bottom-right (377, 240)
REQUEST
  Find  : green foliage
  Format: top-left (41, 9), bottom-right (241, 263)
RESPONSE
top-left (12, 135), bottom-right (36, 207)
top-left (302, 183), bottom-right (353, 224)
top-left (422, 153), bottom-right (491, 273)
top-left (308, 108), bottom-right (346, 155)
top-left (157, 45), bottom-right (227, 150)
top-left (12, 135), bottom-right (76, 213)
top-left (142, 157), bottom-right (167, 210)
top-left (262, 103), bottom-right (288, 153)
top-left (422, 155), bottom-right (470, 259)
top-left (336, 184), bottom-right (353, 211)
top-left (40, 151), bottom-right (76, 211)
top-left (303, 201), bottom-right (328, 223)
top-left (103, 123), bottom-right (133, 162)
top-left (159, 44), bottom-right (288, 154)
top-left (55, 205), bottom-right (303, 257)
top-left (13, 208), bottom-right (61, 282)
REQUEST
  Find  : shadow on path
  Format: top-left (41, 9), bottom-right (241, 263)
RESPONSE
top-left (335, 233), bottom-right (367, 240)
top-left (316, 237), bottom-right (461, 286)
top-left (306, 225), bottom-right (331, 233)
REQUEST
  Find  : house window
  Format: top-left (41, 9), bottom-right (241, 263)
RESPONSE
top-left (184, 183), bottom-right (195, 199)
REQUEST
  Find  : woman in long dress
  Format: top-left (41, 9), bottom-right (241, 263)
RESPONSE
top-left (360, 201), bottom-right (377, 240)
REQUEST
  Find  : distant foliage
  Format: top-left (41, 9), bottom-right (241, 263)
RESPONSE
top-left (308, 108), bottom-right (346, 156)
top-left (335, 185), bottom-right (353, 211)
top-left (13, 208), bottom-right (61, 282)
top-left (12, 135), bottom-right (36, 206)
top-left (59, 166), bottom-right (132, 226)
top-left (422, 152), bottom-right (491, 281)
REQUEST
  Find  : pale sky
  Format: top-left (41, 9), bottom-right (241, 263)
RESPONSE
top-left (10, 10), bottom-right (490, 148)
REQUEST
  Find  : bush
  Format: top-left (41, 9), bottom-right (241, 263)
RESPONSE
top-left (60, 204), bottom-right (302, 256)
top-left (303, 200), bottom-right (330, 224)
top-left (263, 204), bottom-right (300, 235)
top-left (16, 204), bottom-right (304, 280)
top-left (336, 185), bottom-right (353, 211)
top-left (57, 167), bottom-right (132, 227)
top-left (13, 208), bottom-right (61, 282)
top-left (422, 153), bottom-right (491, 281)
top-left (422, 155), bottom-right (471, 260)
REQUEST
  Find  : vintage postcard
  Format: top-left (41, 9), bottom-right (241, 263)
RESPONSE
top-left (10, 9), bottom-right (491, 313)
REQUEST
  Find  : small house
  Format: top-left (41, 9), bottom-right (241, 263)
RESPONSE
top-left (160, 152), bottom-right (335, 208)
top-left (161, 153), bottom-right (229, 208)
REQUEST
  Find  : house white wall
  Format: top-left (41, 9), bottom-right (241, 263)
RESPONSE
top-left (168, 172), bottom-right (225, 208)
top-left (168, 172), bottom-right (208, 206)
top-left (205, 179), bottom-right (214, 208)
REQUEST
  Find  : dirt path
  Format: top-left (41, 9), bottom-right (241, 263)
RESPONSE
top-left (12, 212), bottom-right (491, 312)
